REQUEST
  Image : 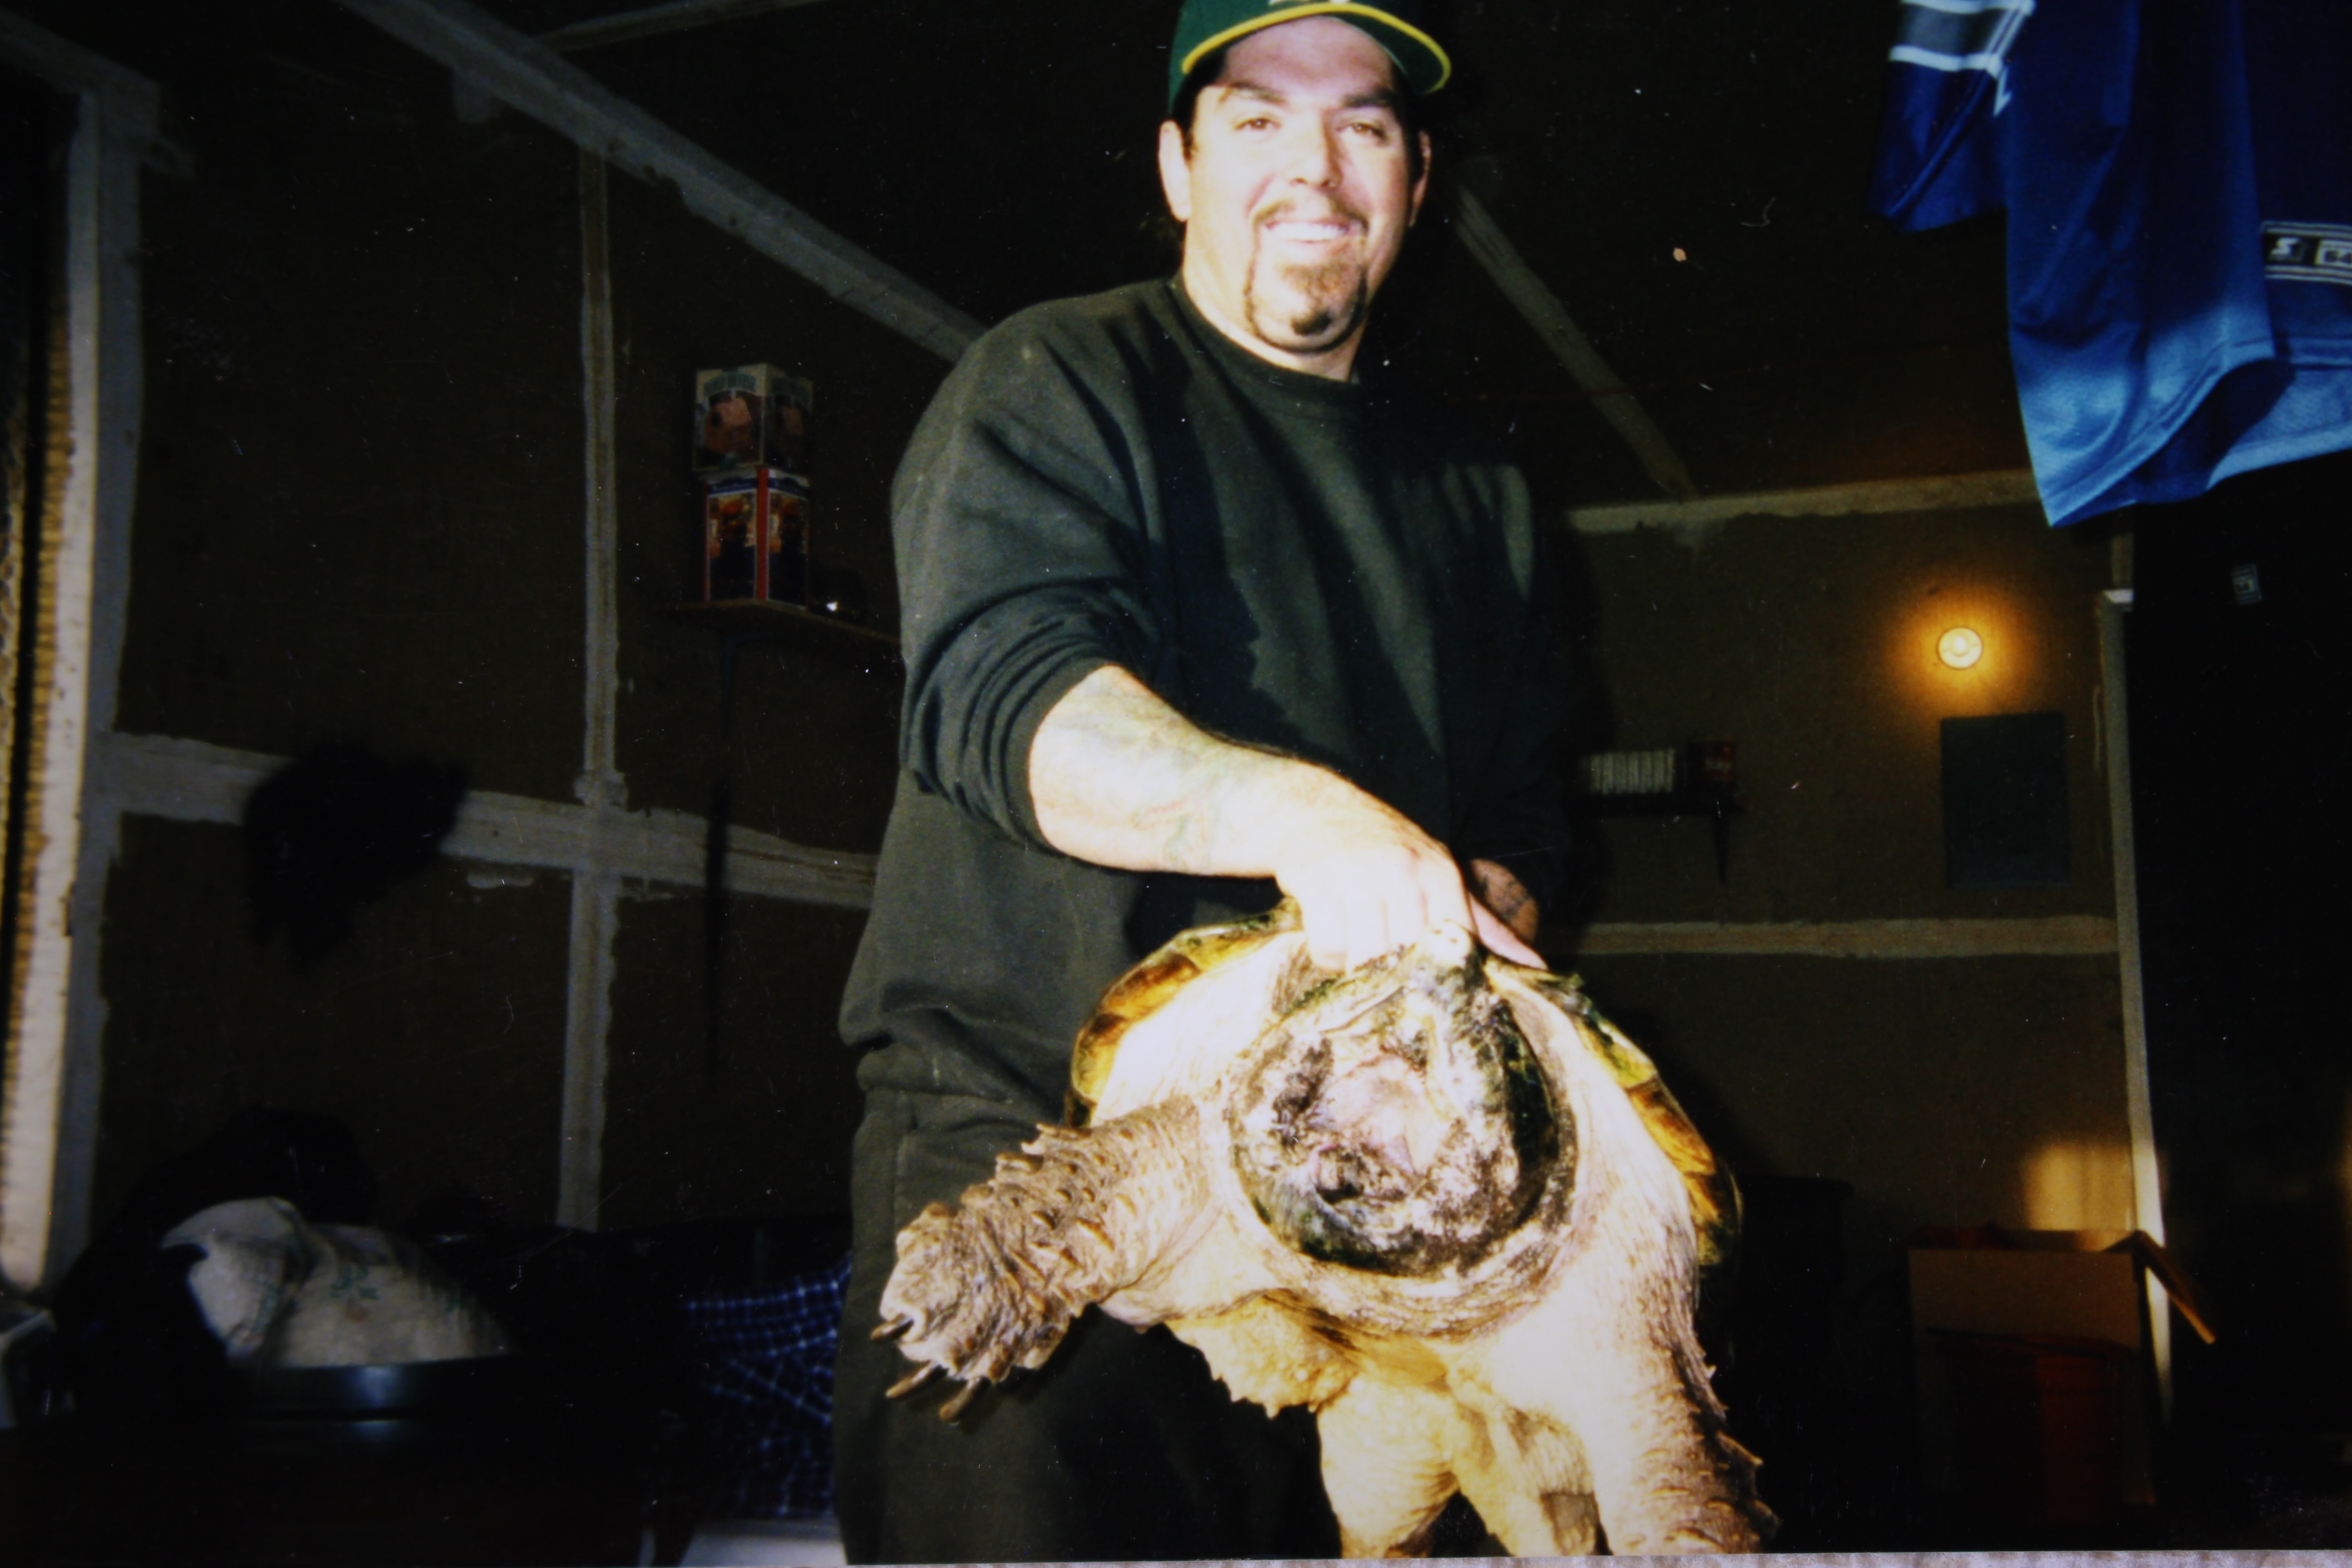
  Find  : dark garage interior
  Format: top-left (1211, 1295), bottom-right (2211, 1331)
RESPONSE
top-left (0, 0), bottom-right (2347, 1560)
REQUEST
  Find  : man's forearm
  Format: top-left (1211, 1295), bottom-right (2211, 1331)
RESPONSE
top-left (1028, 664), bottom-right (1353, 877)
top-left (1028, 665), bottom-right (1544, 971)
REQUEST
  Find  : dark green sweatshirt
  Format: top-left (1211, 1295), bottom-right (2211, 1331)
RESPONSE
top-left (839, 279), bottom-right (1568, 1114)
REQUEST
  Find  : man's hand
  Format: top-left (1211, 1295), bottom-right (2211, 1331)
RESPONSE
top-left (1259, 772), bottom-right (1483, 972)
top-left (1467, 858), bottom-right (1543, 968)
top-left (1030, 666), bottom-right (1541, 972)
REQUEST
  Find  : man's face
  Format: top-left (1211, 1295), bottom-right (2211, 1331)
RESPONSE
top-left (1158, 18), bottom-right (1431, 376)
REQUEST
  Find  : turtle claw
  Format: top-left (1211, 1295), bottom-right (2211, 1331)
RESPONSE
top-left (937, 1381), bottom-right (984, 1422)
top-left (887, 1364), bottom-right (940, 1400)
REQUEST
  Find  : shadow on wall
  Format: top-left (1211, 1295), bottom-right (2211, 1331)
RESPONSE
top-left (242, 742), bottom-right (466, 970)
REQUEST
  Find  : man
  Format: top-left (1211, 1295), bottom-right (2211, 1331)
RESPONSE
top-left (833, 3), bottom-right (1568, 1559)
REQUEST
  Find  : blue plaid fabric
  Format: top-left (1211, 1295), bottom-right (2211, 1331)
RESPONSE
top-left (679, 1256), bottom-right (850, 1519)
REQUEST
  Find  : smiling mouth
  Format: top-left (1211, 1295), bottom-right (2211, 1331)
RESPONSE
top-left (1261, 216), bottom-right (1359, 245)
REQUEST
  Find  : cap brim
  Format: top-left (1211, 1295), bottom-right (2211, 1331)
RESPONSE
top-left (1171, 4), bottom-right (1451, 109)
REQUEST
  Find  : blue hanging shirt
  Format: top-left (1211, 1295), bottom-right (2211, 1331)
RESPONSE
top-left (1870, 0), bottom-right (2352, 527)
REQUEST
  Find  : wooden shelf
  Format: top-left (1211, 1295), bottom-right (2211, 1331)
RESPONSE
top-left (656, 599), bottom-right (901, 675)
top-left (1572, 787), bottom-right (1744, 882)
top-left (1574, 787), bottom-right (1742, 821)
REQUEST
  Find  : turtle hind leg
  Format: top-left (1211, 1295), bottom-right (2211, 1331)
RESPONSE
top-left (1314, 1374), bottom-right (1476, 1557)
top-left (877, 1100), bottom-right (1205, 1406)
top-left (1451, 1407), bottom-right (1601, 1557)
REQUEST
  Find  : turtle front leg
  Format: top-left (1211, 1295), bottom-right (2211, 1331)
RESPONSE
top-left (877, 1100), bottom-right (1205, 1416)
top-left (1493, 1291), bottom-right (1770, 1553)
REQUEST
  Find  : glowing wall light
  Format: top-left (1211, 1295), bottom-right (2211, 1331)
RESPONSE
top-left (1890, 577), bottom-right (2034, 718)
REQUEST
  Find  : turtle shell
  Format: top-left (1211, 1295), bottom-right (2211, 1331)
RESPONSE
top-left (1065, 904), bottom-right (1739, 1272)
top-left (1521, 970), bottom-right (1741, 1271)
top-left (1068, 902), bottom-right (1302, 1127)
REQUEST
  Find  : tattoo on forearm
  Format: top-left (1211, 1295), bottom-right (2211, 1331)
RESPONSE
top-left (1037, 666), bottom-right (1277, 875)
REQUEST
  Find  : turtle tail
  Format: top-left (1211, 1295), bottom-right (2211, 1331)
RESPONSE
top-left (876, 1100), bottom-right (1205, 1418)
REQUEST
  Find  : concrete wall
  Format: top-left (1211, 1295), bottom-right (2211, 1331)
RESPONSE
top-left (113, 12), bottom-right (585, 803)
top-left (1553, 500), bottom-right (2130, 1279)
top-left (95, 818), bottom-right (571, 1230)
top-left (15, 0), bottom-right (932, 1240)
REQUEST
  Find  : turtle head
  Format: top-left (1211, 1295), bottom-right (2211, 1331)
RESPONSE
top-left (1229, 922), bottom-right (1570, 1275)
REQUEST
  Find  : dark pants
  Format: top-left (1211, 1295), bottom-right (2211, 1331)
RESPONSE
top-left (833, 1086), bottom-right (1339, 1564)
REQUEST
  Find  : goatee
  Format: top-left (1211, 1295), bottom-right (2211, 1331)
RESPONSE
top-left (1246, 258), bottom-right (1370, 351)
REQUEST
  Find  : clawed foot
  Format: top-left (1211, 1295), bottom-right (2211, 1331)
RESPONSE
top-left (875, 1110), bottom-right (1196, 1421)
top-left (871, 1355), bottom-right (986, 1421)
top-left (874, 1143), bottom-right (1096, 1420)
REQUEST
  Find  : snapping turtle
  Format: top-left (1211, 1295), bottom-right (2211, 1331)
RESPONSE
top-left (877, 904), bottom-right (1768, 1555)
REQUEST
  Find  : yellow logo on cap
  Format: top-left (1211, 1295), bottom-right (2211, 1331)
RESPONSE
top-left (1190, 2), bottom-right (1450, 95)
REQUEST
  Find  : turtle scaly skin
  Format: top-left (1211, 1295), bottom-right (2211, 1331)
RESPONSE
top-left (878, 1102), bottom-right (1210, 1416)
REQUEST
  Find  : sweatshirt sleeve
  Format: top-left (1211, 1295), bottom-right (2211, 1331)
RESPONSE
top-left (1450, 467), bottom-right (1573, 914)
top-left (892, 318), bottom-right (1162, 849)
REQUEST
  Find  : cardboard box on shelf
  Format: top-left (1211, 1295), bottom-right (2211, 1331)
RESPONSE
top-left (693, 364), bottom-right (812, 475)
top-left (701, 466), bottom-right (810, 606)
top-left (1910, 1226), bottom-right (2215, 1520)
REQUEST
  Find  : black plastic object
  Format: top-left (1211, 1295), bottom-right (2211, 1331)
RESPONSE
top-left (236, 1354), bottom-right (534, 1419)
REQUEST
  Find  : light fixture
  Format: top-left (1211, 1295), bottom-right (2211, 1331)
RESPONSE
top-left (1938, 626), bottom-right (1984, 670)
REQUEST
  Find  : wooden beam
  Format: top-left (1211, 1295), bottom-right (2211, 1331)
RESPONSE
top-left (540, 0), bottom-right (837, 53)
top-left (0, 12), bottom-right (161, 1294)
top-left (2099, 586), bottom-right (2174, 1408)
top-left (90, 732), bottom-right (2133, 963)
top-left (89, 731), bottom-right (877, 909)
top-left (0, 10), bottom-right (161, 126)
top-left (557, 151), bottom-right (623, 1231)
top-left (558, 870), bottom-right (620, 1228)
top-left (1567, 468), bottom-right (2040, 534)
top-left (1451, 190), bottom-right (1699, 501)
top-left (334, 0), bottom-right (983, 362)
top-left (2098, 589), bottom-right (2163, 1240)
top-left (577, 151), bottom-right (623, 811)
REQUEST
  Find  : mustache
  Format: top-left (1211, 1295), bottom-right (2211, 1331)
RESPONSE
top-left (1253, 197), bottom-right (1370, 229)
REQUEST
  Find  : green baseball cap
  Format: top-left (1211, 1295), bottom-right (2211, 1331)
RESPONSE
top-left (1167, 0), bottom-right (1453, 111)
